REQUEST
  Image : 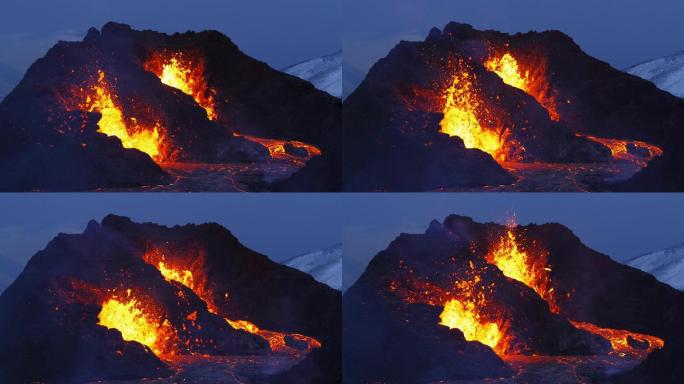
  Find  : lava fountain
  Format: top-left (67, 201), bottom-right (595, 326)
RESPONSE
top-left (75, 70), bottom-right (164, 160)
top-left (439, 60), bottom-right (508, 162)
top-left (485, 52), bottom-right (560, 121)
top-left (97, 289), bottom-right (177, 357)
top-left (144, 52), bottom-right (217, 120)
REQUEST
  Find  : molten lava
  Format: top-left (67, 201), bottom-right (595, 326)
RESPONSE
top-left (440, 298), bottom-right (502, 351)
top-left (233, 132), bottom-right (322, 164)
top-left (78, 70), bottom-right (164, 160)
top-left (580, 134), bottom-right (663, 166)
top-left (142, 248), bottom-right (321, 354)
top-left (97, 290), bottom-right (176, 356)
top-left (485, 52), bottom-right (560, 121)
top-left (144, 52), bottom-right (217, 120)
top-left (439, 61), bottom-right (507, 162)
top-left (486, 221), bottom-right (558, 313)
top-left (570, 321), bottom-right (664, 359)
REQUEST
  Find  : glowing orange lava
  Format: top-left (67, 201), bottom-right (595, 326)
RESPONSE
top-left (142, 248), bottom-right (321, 353)
top-left (485, 52), bottom-right (560, 121)
top-left (233, 132), bottom-right (322, 163)
top-left (144, 52), bottom-right (217, 120)
top-left (97, 289), bottom-right (177, 356)
top-left (570, 321), bottom-right (664, 358)
top-left (579, 134), bottom-right (663, 166)
top-left (439, 61), bottom-right (507, 162)
top-left (78, 70), bottom-right (164, 160)
top-left (486, 220), bottom-right (558, 313)
top-left (440, 298), bottom-right (502, 351)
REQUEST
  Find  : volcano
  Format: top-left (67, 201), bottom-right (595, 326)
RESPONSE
top-left (343, 22), bottom-right (684, 191)
top-left (0, 22), bottom-right (341, 191)
top-left (0, 215), bottom-right (340, 383)
top-left (343, 215), bottom-right (684, 383)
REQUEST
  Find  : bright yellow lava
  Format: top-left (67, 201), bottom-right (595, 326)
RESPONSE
top-left (97, 297), bottom-right (160, 353)
top-left (485, 53), bottom-right (528, 91)
top-left (439, 68), bottom-right (505, 161)
top-left (157, 261), bottom-right (194, 288)
top-left (86, 70), bottom-right (162, 159)
top-left (158, 57), bottom-right (217, 120)
top-left (440, 298), bottom-right (502, 351)
top-left (489, 228), bottom-right (534, 287)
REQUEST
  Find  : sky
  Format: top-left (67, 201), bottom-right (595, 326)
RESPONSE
top-left (1, 194), bottom-right (683, 291)
top-left (344, 0), bottom-right (684, 74)
top-left (0, 194), bottom-right (343, 269)
top-left (341, 194), bottom-right (684, 290)
top-left (0, 0), bottom-right (341, 74)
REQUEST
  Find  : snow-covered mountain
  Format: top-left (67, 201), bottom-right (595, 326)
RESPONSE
top-left (0, 62), bottom-right (22, 102)
top-left (282, 51), bottom-right (341, 98)
top-left (626, 50), bottom-right (684, 98)
top-left (627, 242), bottom-right (684, 290)
top-left (284, 243), bottom-right (342, 290)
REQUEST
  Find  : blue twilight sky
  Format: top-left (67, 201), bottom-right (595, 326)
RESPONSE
top-left (1, 194), bottom-right (683, 292)
top-left (344, 0), bottom-right (684, 74)
top-left (0, 0), bottom-right (341, 73)
top-left (341, 194), bottom-right (684, 290)
top-left (0, 194), bottom-right (343, 268)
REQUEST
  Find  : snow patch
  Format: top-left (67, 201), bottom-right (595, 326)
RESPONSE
top-left (282, 51), bottom-right (341, 98)
top-left (284, 244), bottom-right (342, 290)
top-left (627, 242), bottom-right (684, 290)
top-left (626, 51), bottom-right (684, 98)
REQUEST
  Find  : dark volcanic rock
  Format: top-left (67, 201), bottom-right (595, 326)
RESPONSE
top-left (343, 22), bottom-right (684, 191)
top-left (0, 215), bottom-right (340, 383)
top-left (344, 215), bottom-right (684, 383)
top-left (0, 22), bottom-right (340, 191)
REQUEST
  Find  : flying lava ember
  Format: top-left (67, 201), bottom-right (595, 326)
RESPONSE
top-left (144, 51), bottom-right (217, 120)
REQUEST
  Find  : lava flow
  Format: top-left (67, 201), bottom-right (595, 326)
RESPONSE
top-left (580, 134), bottom-right (663, 167)
top-left (485, 51), bottom-right (560, 121)
top-left (233, 132), bottom-right (322, 164)
top-left (144, 52), bottom-right (217, 120)
top-left (142, 248), bottom-right (321, 354)
top-left (439, 59), bottom-right (508, 162)
top-left (97, 289), bottom-right (178, 357)
top-left (72, 70), bottom-right (165, 160)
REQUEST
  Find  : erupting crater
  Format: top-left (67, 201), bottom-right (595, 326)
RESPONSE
top-left (0, 215), bottom-right (340, 383)
top-left (343, 22), bottom-right (684, 192)
top-left (344, 214), bottom-right (677, 383)
top-left (0, 22), bottom-right (339, 191)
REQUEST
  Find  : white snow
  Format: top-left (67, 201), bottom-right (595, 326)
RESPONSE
top-left (284, 243), bottom-right (342, 290)
top-left (626, 50), bottom-right (684, 98)
top-left (282, 51), bottom-right (342, 98)
top-left (627, 242), bottom-right (684, 290)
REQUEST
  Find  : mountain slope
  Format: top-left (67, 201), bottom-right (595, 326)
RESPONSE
top-left (627, 242), bottom-right (684, 290)
top-left (282, 51), bottom-right (341, 98)
top-left (284, 243), bottom-right (341, 290)
top-left (627, 51), bottom-right (684, 98)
